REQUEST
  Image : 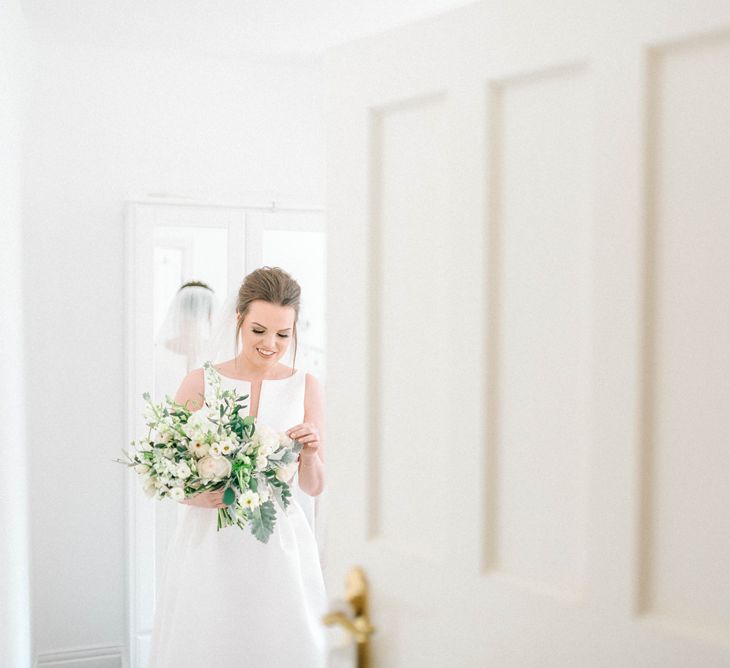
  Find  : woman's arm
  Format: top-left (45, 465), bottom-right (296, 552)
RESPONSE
top-left (292, 373), bottom-right (326, 496)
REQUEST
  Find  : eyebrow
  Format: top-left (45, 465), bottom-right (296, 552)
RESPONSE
top-left (252, 322), bottom-right (292, 331)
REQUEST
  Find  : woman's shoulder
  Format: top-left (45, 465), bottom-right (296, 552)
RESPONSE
top-left (174, 367), bottom-right (205, 410)
top-left (303, 369), bottom-right (321, 384)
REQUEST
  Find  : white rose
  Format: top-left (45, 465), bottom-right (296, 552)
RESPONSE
top-left (169, 487), bottom-right (185, 502)
top-left (134, 463), bottom-right (150, 475)
top-left (176, 462), bottom-right (192, 479)
top-left (197, 455), bottom-right (232, 481)
top-left (142, 477), bottom-right (157, 498)
top-left (255, 426), bottom-right (280, 455)
top-left (255, 454), bottom-right (269, 471)
top-left (275, 461), bottom-right (298, 484)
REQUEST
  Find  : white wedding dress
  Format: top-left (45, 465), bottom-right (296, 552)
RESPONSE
top-left (148, 368), bottom-right (329, 667)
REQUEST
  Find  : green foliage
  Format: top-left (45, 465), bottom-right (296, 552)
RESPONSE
top-left (273, 449), bottom-right (296, 465)
top-left (267, 475), bottom-right (293, 511)
top-left (217, 508), bottom-right (236, 530)
top-left (249, 500), bottom-right (277, 543)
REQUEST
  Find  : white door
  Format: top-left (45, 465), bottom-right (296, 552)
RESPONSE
top-left (324, 1), bottom-right (730, 665)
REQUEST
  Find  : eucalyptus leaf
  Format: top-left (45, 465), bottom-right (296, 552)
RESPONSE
top-left (250, 500), bottom-right (277, 543)
top-left (276, 450), bottom-right (296, 465)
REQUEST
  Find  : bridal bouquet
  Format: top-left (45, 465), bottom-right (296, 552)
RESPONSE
top-left (114, 361), bottom-right (303, 543)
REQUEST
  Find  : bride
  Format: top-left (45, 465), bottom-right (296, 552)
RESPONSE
top-left (148, 266), bottom-right (329, 668)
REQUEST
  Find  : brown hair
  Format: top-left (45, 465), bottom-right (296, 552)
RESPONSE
top-left (234, 266), bottom-right (301, 374)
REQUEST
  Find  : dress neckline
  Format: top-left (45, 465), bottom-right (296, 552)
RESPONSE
top-left (214, 367), bottom-right (300, 383)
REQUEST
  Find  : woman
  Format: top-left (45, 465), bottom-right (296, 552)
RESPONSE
top-left (148, 266), bottom-right (329, 667)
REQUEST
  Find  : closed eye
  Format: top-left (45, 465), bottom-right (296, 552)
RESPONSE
top-left (252, 329), bottom-right (289, 338)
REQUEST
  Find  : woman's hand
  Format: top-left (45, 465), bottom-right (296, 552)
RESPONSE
top-left (286, 422), bottom-right (321, 464)
top-left (181, 489), bottom-right (227, 508)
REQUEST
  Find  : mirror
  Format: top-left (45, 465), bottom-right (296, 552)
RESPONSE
top-left (125, 200), bottom-right (327, 664)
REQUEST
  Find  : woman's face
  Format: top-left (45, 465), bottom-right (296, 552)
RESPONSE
top-left (237, 300), bottom-right (295, 367)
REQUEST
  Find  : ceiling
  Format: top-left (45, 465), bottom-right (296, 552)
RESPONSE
top-left (21, 0), bottom-right (477, 60)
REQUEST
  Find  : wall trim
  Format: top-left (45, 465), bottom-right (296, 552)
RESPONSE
top-left (36, 643), bottom-right (124, 667)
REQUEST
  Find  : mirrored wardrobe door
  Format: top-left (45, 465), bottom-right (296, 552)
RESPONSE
top-left (125, 200), bottom-right (325, 666)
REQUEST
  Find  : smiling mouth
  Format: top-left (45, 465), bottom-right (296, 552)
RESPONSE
top-left (257, 348), bottom-right (275, 357)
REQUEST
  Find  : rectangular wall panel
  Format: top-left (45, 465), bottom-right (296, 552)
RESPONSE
top-left (640, 32), bottom-right (730, 640)
top-left (368, 93), bottom-right (452, 564)
top-left (487, 64), bottom-right (593, 600)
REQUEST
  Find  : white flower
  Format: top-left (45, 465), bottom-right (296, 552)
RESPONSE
top-left (204, 408), bottom-right (220, 424)
top-left (197, 455), bottom-right (232, 481)
top-left (134, 463), bottom-right (150, 475)
top-left (183, 412), bottom-right (216, 440)
top-left (189, 440), bottom-right (209, 458)
top-left (239, 489), bottom-right (260, 509)
top-left (209, 443), bottom-right (222, 458)
top-left (169, 487), bottom-right (185, 502)
top-left (155, 421), bottom-right (175, 442)
top-left (176, 462), bottom-right (192, 479)
top-left (255, 454), bottom-right (269, 471)
top-left (255, 425), bottom-right (280, 455)
top-left (220, 438), bottom-right (236, 456)
top-left (275, 461), bottom-right (298, 484)
top-left (142, 477), bottom-right (157, 498)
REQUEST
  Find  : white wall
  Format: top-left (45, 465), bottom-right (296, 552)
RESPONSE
top-left (0, 0), bottom-right (31, 664)
top-left (22, 32), bottom-right (324, 664)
